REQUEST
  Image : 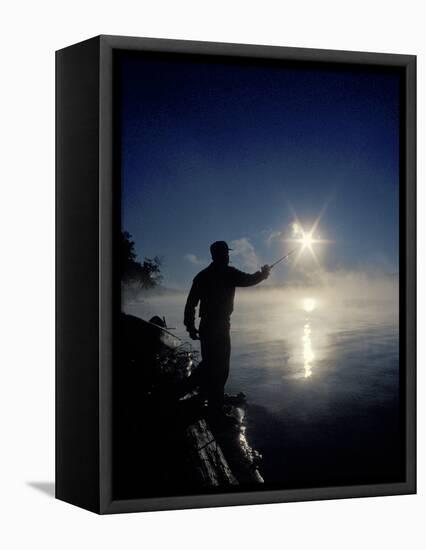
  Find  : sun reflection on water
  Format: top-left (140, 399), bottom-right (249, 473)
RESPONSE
top-left (303, 322), bottom-right (314, 377)
top-left (302, 298), bottom-right (316, 378)
top-left (303, 298), bottom-right (316, 313)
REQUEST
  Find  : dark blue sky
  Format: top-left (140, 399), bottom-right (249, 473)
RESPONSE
top-left (119, 53), bottom-right (400, 289)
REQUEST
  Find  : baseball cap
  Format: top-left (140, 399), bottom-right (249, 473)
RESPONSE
top-left (210, 241), bottom-right (232, 255)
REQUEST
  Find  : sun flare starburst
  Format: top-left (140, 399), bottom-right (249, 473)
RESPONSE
top-left (284, 212), bottom-right (332, 267)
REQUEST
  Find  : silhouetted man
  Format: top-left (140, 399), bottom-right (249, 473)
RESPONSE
top-left (184, 241), bottom-right (270, 414)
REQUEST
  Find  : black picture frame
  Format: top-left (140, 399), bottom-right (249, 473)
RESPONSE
top-left (56, 35), bottom-right (416, 514)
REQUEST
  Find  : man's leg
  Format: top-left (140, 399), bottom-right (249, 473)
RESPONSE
top-left (200, 321), bottom-right (231, 413)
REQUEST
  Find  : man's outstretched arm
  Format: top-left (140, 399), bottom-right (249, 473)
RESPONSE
top-left (231, 265), bottom-right (270, 287)
top-left (184, 278), bottom-right (201, 339)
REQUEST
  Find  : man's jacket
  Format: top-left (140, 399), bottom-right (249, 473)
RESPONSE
top-left (184, 263), bottom-right (266, 330)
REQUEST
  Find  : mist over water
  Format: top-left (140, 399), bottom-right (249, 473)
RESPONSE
top-left (123, 272), bottom-right (401, 488)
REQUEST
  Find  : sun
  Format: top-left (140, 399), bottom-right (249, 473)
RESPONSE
top-left (300, 231), bottom-right (315, 251)
top-left (294, 226), bottom-right (323, 254)
top-left (284, 212), bottom-right (332, 267)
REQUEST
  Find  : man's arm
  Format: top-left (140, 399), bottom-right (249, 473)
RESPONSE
top-left (184, 277), bottom-right (201, 339)
top-left (231, 265), bottom-right (270, 287)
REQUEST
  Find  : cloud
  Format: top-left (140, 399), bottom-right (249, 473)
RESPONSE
top-left (184, 253), bottom-right (206, 266)
top-left (230, 238), bottom-right (260, 271)
top-left (263, 221), bottom-right (303, 248)
top-left (265, 230), bottom-right (283, 247)
top-left (291, 222), bottom-right (303, 238)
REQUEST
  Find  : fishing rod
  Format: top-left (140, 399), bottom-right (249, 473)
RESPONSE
top-left (269, 246), bottom-right (298, 269)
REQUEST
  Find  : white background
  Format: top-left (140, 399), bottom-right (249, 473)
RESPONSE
top-left (0, 1), bottom-right (423, 548)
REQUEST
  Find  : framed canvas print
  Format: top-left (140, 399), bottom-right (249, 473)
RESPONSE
top-left (56, 35), bottom-right (416, 514)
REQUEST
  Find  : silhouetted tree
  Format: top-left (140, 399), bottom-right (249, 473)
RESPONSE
top-left (121, 231), bottom-right (162, 290)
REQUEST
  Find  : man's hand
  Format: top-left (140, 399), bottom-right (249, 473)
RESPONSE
top-left (188, 328), bottom-right (200, 340)
top-left (261, 264), bottom-right (271, 279)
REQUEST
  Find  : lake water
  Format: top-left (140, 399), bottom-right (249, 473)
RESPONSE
top-left (123, 282), bottom-right (403, 489)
